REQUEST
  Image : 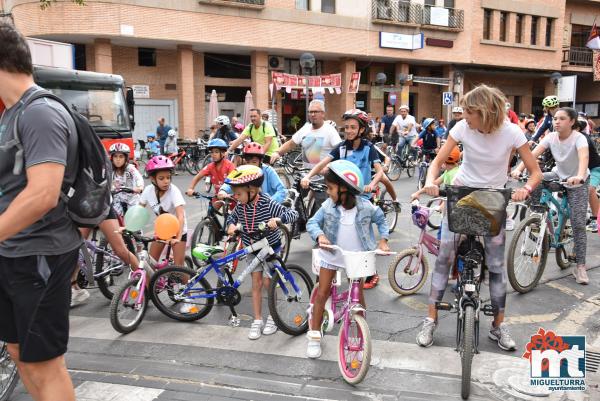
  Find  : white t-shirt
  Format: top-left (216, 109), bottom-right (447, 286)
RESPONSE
top-left (450, 119), bottom-right (527, 189)
top-left (292, 122), bottom-right (342, 168)
top-left (140, 184), bottom-right (188, 232)
top-left (317, 206), bottom-right (362, 268)
top-left (391, 114), bottom-right (418, 137)
top-left (540, 131), bottom-right (589, 180)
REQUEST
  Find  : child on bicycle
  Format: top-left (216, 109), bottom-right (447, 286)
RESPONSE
top-left (218, 142), bottom-right (287, 204)
top-left (225, 165), bottom-right (298, 340)
top-left (186, 138), bottom-right (236, 198)
top-left (109, 143), bottom-right (144, 217)
top-left (305, 160), bottom-right (390, 358)
top-left (165, 128), bottom-right (179, 155)
top-left (512, 107), bottom-right (590, 284)
top-left (418, 85), bottom-right (541, 351)
top-left (301, 109), bottom-right (387, 288)
top-left (140, 156), bottom-right (188, 268)
top-left (412, 118), bottom-right (442, 161)
top-left (146, 132), bottom-right (161, 156)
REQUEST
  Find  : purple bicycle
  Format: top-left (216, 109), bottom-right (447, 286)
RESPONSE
top-left (388, 198), bottom-right (442, 296)
top-left (309, 245), bottom-right (394, 385)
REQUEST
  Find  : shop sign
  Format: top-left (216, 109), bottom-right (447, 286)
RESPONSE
top-left (379, 32), bottom-right (424, 50)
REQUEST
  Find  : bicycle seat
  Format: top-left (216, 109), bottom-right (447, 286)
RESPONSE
top-left (192, 244), bottom-right (224, 261)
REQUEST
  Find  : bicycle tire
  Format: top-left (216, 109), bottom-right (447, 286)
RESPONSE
top-left (184, 155), bottom-right (199, 175)
top-left (109, 276), bottom-right (148, 334)
top-left (556, 220), bottom-right (575, 270)
top-left (406, 156), bottom-right (416, 177)
top-left (0, 342), bottom-right (19, 401)
top-left (507, 215), bottom-right (549, 293)
top-left (378, 189), bottom-right (398, 233)
top-left (96, 236), bottom-right (136, 300)
top-left (461, 305), bottom-right (475, 400)
top-left (275, 167), bottom-right (291, 189)
top-left (150, 265), bottom-right (214, 322)
top-left (387, 159), bottom-right (401, 181)
top-left (268, 263), bottom-right (313, 336)
top-left (190, 218), bottom-right (219, 268)
top-left (387, 248), bottom-right (429, 296)
top-left (417, 165), bottom-right (428, 190)
top-left (426, 198), bottom-right (444, 230)
top-left (277, 224), bottom-right (291, 263)
top-left (338, 314), bottom-right (371, 385)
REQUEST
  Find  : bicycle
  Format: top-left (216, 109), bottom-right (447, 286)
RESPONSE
top-left (506, 179), bottom-right (580, 293)
top-left (0, 341), bottom-right (18, 401)
top-left (390, 139), bottom-right (417, 179)
top-left (109, 230), bottom-right (176, 334)
top-left (149, 223), bottom-right (313, 335)
top-left (371, 183), bottom-right (399, 233)
top-left (388, 198), bottom-right (441, 296)
top-left (416, 149), bottom-right (436, 190)
top-left (434, 185), bottom-right (512, 400)
top-left (190, 193), bottom-right (291, 264)
top-left (309, 245), bottom-right (394, 385)
top-left (283, 169), bottom-right (327, 240)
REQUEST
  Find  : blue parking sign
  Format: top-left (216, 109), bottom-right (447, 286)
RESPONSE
top-left (443, 92), bottom-right (453, 105)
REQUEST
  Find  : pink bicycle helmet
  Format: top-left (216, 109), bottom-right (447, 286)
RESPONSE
top-left (234, 122), bottom-right (245, 133)
top-left (412, 207), bottom-right (430, 230)
top-left (145, 155), bottom-right (174, 175)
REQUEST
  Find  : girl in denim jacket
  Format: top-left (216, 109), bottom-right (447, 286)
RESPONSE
top-left (305, 160), bottom-right (390, 359)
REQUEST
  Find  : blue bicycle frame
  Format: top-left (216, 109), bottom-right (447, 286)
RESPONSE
top-left (538, 188), bottom-right (570, 248)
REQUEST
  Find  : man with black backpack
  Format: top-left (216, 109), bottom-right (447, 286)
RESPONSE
top-left (0, 22), bottom-right (80, 401)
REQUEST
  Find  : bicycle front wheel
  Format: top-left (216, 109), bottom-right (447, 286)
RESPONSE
top-left (426, 198), bottom-right (444, 230)
top-left (338, 314), bottom-right (371, 385)
top-left (387, 248), bottom-right (429, 296)
top-left (556, 221), bottom-right (575, 270)
top-left (378, 189), bottom-right (398, 233)
top-left (109, 276), bottom-right (148, 334)
top-left (268, 262), bottom-right (313, 336)
top-left (387, 159), bottom-right (401, 181)
top-left (190, 218), bottom-right (219, 268)
top-left (150, 266), bottom-right (214, 322)
top-left (0, 342), bottom-right (19, 401)
top-left (276, 224), bottom-right (291, 263)
top-left (507, 214), bottom-right (549, 293)
top-left (460, 305), bottom-right (475, 400)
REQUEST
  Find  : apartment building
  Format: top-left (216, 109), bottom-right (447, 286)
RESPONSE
top-left (2, 0), bottom-right (599, 138)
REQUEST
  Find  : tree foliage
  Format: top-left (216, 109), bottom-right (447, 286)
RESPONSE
top-left (39, 0), bottom-right (86, 10)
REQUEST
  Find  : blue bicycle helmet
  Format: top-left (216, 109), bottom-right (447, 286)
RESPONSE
top-left (207, 138), bottom-right (228, 150)
top-left (327, 159), bottom-right (364, 195)
top-left (146, 132), bottom-right (156, 138)
top-left (422, 118), bottom-right (436, 131)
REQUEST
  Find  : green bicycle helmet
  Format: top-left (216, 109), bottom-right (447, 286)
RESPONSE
top-left (542, 95), bottom-right (559, 108)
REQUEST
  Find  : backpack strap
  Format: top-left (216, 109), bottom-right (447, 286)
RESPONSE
top-left (1, 90), bottom-right (59, 175)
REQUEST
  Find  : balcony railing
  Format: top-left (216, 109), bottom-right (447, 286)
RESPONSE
top-left (562, 46), bottom-right (593, 67)
top-left (371, 1), bottom-right (462, 31)
top-left (372, 0), bottom-right (422, 25)
top-left (198, 0), bottom-right (265, 8)
top-left (423, 5), bottom-right (463, 30)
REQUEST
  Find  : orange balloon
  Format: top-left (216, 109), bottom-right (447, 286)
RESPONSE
top-left (154, 213), bottom-right (180, 240)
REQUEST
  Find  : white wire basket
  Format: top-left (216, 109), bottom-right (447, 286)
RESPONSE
top-left (311, 247), bottom-right (377, 279)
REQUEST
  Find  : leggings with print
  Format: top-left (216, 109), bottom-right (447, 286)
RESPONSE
top-left (540, 172), bottom-right (588, 265)
top-left (429, 214), bottom-right (507, 315)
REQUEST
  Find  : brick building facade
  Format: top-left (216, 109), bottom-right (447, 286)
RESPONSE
top-left (2, 0), bottom-right (599, 139)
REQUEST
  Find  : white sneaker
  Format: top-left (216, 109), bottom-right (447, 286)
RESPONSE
top-left (262, 315), bottom-right (278, 335)
top-left (70, 287), bottom-right (90, 307)
top-left (306, 330), bottom-right (322, 358)
top-left (573, 265), bottom-right (589, 285)
top-left (248, 320), bottom-right (263, 340)
top-left (505, 218), bottom-right (515, 231)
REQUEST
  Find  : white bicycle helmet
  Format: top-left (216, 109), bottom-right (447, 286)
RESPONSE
top-left (168, 129), bottom-right (177, 137)
top-left (452, 106), bottom-right (463, 113)
top-left (109, 143), bottom-right (131, 155)
top-left (215, 115), bottom-right (230, 126)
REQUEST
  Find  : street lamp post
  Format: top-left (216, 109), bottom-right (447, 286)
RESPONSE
top-left (299, 52), bottom-right (315, 123)
top-left (398, 73), bottom-right (409, 105)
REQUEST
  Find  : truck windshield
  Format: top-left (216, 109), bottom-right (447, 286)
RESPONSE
top-left (44, 86), bottom-right (129, 133)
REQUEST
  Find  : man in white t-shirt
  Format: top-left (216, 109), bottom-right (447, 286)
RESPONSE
top-left (270, 99), bottom-right (342, 168)
top-left (390, 105), bottom-right (418, 157)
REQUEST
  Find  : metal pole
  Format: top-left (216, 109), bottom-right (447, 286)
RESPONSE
top-left (305, 68), bottom-right (310, 124)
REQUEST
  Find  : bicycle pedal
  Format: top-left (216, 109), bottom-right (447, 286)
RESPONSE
top-left (481, 304), bottom-right (496, 316)
top-left (435, 301), bottom-right (453, 311)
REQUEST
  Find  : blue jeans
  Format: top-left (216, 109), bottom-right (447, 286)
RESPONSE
top-left (396, 135), bottom-right (416, 160)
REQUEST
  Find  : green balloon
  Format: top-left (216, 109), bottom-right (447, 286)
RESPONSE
top-left (124, 205), bottom-right (150, 231)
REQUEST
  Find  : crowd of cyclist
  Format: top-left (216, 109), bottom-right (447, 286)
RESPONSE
top-left (86, 87), bottom-right (598, 357)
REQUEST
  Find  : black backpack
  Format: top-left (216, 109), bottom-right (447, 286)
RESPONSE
top-left (8, 90), bottom-right (112, 228)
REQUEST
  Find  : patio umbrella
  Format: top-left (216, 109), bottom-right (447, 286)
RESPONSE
top-left (242, 90), bottom-right (255, 126)
top-left (207, 89), bottom-right (219, 129)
